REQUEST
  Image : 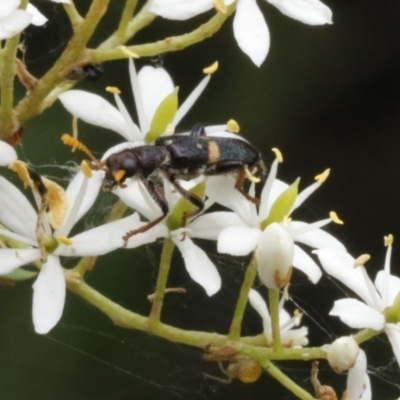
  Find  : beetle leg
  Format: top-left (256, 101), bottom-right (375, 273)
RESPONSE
top-left (234, 169), bottom-right (260, 205)
top-left (122, 178), bottom-right (169, 247)
top-left (189, 124), bottom-right (207, 140)
top-left (169, 178), bottom-right (205, 228)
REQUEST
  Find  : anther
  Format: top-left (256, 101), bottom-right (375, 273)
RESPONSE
top-left (315, 168), bottom-right (330, 183)
top-left (329, 211), bottom-right (343, 225)
top-left (203, 61), bottom-right (219, 75)
top-left (354, 254), bottom-right (370, 267)
top-left (227, 119), bottom-right (240, 133)
top-left (106, 86), bottom-right (121, 95)
top-left (271, 148), bottom-right (283, 163)
top-left (61, 134), bottom-right (98, 162)
top-left (384, 234), bottom-right (394, 247)
top-left (244, 167), bottom-right (261, 183)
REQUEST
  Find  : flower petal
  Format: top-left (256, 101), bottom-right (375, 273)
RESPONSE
top-left (137, 66), bottom-right (175, 134)
top-left (0, 10), bottom-right (32, 40)
top-left (346, 350), bottom-right (371, 400)
top-left (233, 0), bottom-right (270, 67)
top-left (267, 0), bottom-right (333, 25)
top-left (249, 288), bottom-right (271, 333)
top-left (189, 211), bottom-right (248, 240)
top-left (149, 0), bottom-right (214, 20)
top-left (375, 271), bottom-right (400, 307)
top-left (58, 90), bottom-right (132, 141)
top-left (172, 233), bottom-right (221, 296)
top-left (281, 327), bottom-right (309, 347)
top-left (293, 244), bottom-right (322, 283)
top-left (289, 221), bottom-right (346, 251)
top-left (0, 140), bottom-right (17, 165)
top-left (0, 248), bottom-right (40, 274)
top-left (314, 248), bottom-right (376, 306)
top-left (0, 176), bottom-right (37, 240)
top-left (385, 324), bottom-right (400, 368)
top-left (26, 4), bottom-right (48, 26)
top-left (330, 299), bottom-right (385, 331)
top-left (32, 255), bottom-right (66, 334)
top-left (108, 213), bottom-right (168, 249)
top-left (218, 226), bottom-right (261, 256)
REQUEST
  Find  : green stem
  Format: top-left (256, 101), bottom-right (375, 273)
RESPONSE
top-left (148, 237), bottom-right (175, 329)
top-left (354, 327), bottom-right (382, 345)
top-left (0, 32), bottom-right (22, 140)
top-left (15, 0), bottom-right (110, 126)
top-left (269, 288), bottom-right (283, 353)
top-left (63, 2), bottom-right (84, 29)
top-left (113, 0), bottom-right (139, 44)
top-left (67, 279), bottom-right (328, 362)
top-left (262, 360), bottom-right (316, 400)
top-left (92, 8), bottom-right (232, 62)
top-left (229, 255), bottom-right (258, 341)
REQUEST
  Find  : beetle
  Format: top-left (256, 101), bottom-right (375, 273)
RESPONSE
top-left (102, 125), bottom-right (266, 245)
top-left (62, 125), bottom-right (266, 246)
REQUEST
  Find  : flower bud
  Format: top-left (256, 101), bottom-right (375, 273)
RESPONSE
top-left (256, 223), bottom-right (294, 289)
top-left (327, 336), bottom-right (359, 373)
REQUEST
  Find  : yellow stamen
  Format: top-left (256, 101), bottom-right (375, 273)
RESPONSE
top-left (329, 211), bottom-right (343, 225)
top-left (283, 284), bottom-right (290, 300)
top-left (114, 169), bottom-right (126, 182)
top-left (354, 254), bottom-right (370, 267)
top-left (293, 309), bottom-right (303, 326)
top-left (283, 216), bottom-right (292, 226)
top-left (9, 160), bottom-right (33, 188)
top-left (81, 160), bottom-right (92, 178)
top-left (271, 148), bottom-right (283, 163)
top-left (315, 168), bottom-right (330, 183)
top-left (118, 45), bottom-right (139, 58)
top-left (213, 0), bottom-right (227, 13)
top-left (42, 177), bottom-right (68, 230)
top-left (165, 123), bottom-right (175, 136)
top-left (203, 61), bottom-right (219, 75)
top-left (244, 167), bottom-right (261, 183)
top-left (58, 236), bottom-right (73, 246)
top-left (106, 86), bottom-right (121, 95)
top-left (61, 134), bottom-right (98, 162)
top-left (384, 234), bottom-right (394, 247)
top-left (227, 119), bottom-right (240, 133)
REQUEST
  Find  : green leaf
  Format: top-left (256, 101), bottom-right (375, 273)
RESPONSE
top-left (145, 87), bottom-right (179, 143)
top-left (260, 178), bottom-right (300, 230)
top-left (166, 181), bottom-right (206, 231)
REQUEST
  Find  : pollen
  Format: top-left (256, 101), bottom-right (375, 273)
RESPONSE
top-left (106, 86), bottom-right (121, 95)
top-left (244, 167), bottom-right (261, 183)
top-left (9, 160), bottom-right (32, 188)
top-left (354, 254), bottom-right (371, 267)
top-left (203, 61), bottom-right (219, 75)
top-left (118, 45), bottom-right (139, 58)
top-left (81, 160), bottom-right (92, 178)
top-left (213, 0), bottom-right (227, 14)
top-left (384, 234), bottom-right (394, 247)
top-left (315, 168), bottom-right (330, 183)
top-left (271, 148), bottom-right (283, 163)
top-left (114, 169), bottom-right (126, 182)
top-left (43, 177), bottom-right (68, 230)
top-left (293, 309), bottom-right (303, 326)
top-left (283, 216), bottom-right (292, 226)
top-left (57, 236), bottom-right (73, 246)
top-left (227, 119), bottom-right (240, 133)
top-left (329, 211), bottom-right (343, 225)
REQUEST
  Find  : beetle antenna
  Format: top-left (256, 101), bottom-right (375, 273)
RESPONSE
top-left (61, 134), bottom-right (100, 165)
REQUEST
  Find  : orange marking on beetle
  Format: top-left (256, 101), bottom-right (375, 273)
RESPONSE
top-left (208, 140), bottom-right (220, 163)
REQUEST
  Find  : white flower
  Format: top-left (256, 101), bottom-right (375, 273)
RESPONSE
top-left (149, 0), bottom-right (332, 66)
top-left (214, 151), bottom-right (345, 285)
top-left (248, 288), bottom-right (308, 346)
top-left (107, 178), bottom-right (244, 296)
top-left (345, 350), bottom-right (371, 400)
top-left (326, 336), bottom-right (359, 373)
top-left (314, 236), bottom-right (400, 367)
top-left (59, 59), bottom-right (216, 145)
top-left (0, 168), bottom-right (130, 334)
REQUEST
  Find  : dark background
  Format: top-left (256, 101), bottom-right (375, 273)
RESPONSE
top-left (1, 0), bottom-right (400, 399)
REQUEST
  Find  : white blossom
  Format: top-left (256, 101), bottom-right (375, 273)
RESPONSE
top-left (315, 236), bottom-right (400, 367)
top-left (249, 288), bottom-right (308, 346)
top-left (213, 151), bottom-right (345, 285)
top-left (149, 0), bottom-right (332, 66)
top-left (0, 169), bottom-right (130, 334)
top-left (326, 336), bottom-right (359, 373)
top-left (345, 350), bottom-right (371, 400)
